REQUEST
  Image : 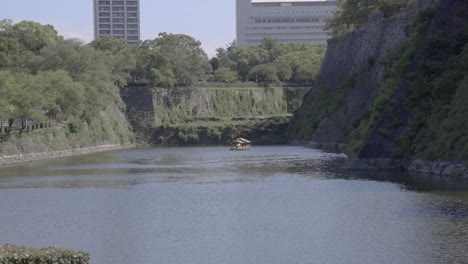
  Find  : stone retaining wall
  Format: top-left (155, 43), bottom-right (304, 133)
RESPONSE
top-left (294, 141), bottom-right (467, 179)
top-left (0, 144), bottom-right (132, 166)
top-left (409, 159), bottom-right (468, 179)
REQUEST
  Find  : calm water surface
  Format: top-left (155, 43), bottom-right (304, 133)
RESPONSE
top-left (1, 146), bottom-right (468, 264)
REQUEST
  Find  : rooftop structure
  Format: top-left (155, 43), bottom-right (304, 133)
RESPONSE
top-left (236, 0), bottom-right (337, 47)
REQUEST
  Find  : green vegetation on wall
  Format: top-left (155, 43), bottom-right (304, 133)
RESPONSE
top-left (348, 3), bottom-right (468, 162)
top-left (122, 84), bottom-right (305, 146)
top-left (398, 21), bottom-right (468, 161)
top-left (0, 244), bottom-right (90, 264)
top-left (347, 8), bottom-right (436, 157)
top-left (150, 117), bottom-right (291, 146)
top-left (289, 69), bottom-right (363, 141)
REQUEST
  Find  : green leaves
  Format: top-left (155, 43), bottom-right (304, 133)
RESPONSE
top-left (327, 0), bottom-right (417, 37)
top-left (133, 33), bottom-right (211, 87)
top-left (230, 38), bottom-right (325, 83)
top-left (214, 67), bottom-right (237, 82)
top-left (0, 244), bottom-right (90, 264)
top-left (0, 20), bottom-right (127, 135)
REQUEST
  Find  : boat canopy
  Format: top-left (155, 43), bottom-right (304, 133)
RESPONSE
top-left (235, 138), bottom-right (251, 144)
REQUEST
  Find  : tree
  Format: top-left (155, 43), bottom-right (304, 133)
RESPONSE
top-left (153, 33), bottom-right (211, 86)
top-left (0, 71), bottom-right (17, 130)
top-left (214, 67), bottom-right (238, 82)
top-left (90, 36), bottom-right (137, 86)
top-left (275, 63), bottom-right (292, 81)
top-left (9, 73), bottom-right (45, 131)
top-left (10, 21), bottom-right (60, 54)
top-left (32, 70), bottom-right (85, 119)
top-left (232, 46), bottom-right (269, 80)
top-left (327, 0), bottom-right (417, 36)
top-left (248, 64), bottom-right (279, 85)
top-left (260, 37), bottom-right (284, 63)
top-left (210, 57), bottom-right (220, 73)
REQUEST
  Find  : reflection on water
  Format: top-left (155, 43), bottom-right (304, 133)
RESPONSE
top-left (0, 146), bottom-right (349, 189)
top-left (0, 146), bottom-right (467, 264)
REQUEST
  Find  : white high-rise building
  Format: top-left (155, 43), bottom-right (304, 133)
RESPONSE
top-left (236, 0), bottom-right (337, 47)
top-left (93, 0), bottom-right (140, 44)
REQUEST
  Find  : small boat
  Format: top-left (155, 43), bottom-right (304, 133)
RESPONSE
top-left (230, 138), bottom-right (251, 151)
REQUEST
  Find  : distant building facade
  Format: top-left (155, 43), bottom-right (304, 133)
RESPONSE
top-left (93, 0), bottom-right (140, 44)
top-left (236, 0), bottom-right (337, 47)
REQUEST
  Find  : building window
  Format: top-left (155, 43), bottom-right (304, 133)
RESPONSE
top-left (99, 12), bottom-right (110, 17)
top-left (99, 30), bottom-right (110, 34)
top-left (113, 24), bottom-right (125, 29)
top-left (99, 1), bottom-right (110, 5)
top-left (127, 1), bottom-right (138, 5)
top-left (112, 1), bottom-right (124, 5)
top-left (127, 13), bottom-right (138, 17)
top-left (127, 18), bottom-right (138, 23)
top-left (100, 18), bottom-right (110, 22)
top-left (113, 18), bottom-right (124, 23)
top-left (128, 24), bottom-right (138, 29)
top-left (113, 30), bottom-right (125, 35)
top-left (128, 30), bottom-right (138, 35)
top-left (112, 7), bottom-right (124, 11)
top-left (100, 24), bottom-right (111, 28)
top-left (113, 13), bottom-right (125, 17)
top-left (99, 7), bottom-right (110, 11)
top-left (127, 7), bottom-right (137, 11)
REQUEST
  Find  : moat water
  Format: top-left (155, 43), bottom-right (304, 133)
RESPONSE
top-left (1, 146), bottom-right (468, 264)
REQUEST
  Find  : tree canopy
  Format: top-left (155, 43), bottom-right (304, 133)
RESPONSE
top-left (327, 0), bottom-right (417, 37)
top-left (212, 38), bottom-right (326, 85)
top-left (0, 20), bottom-right (326, 135)
top-left (0, 20), bottom-right (123, 132)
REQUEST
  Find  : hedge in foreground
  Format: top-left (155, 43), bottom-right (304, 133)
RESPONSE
top-left (0, 244), bottom-right (90, 264)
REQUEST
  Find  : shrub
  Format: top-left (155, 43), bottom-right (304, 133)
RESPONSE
top-left (0, 244), bottom-right (90, 264)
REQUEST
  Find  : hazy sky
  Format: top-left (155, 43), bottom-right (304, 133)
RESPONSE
top-left (0, 0), bottom-right (236, 57)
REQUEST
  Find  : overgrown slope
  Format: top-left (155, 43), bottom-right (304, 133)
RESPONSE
top-left (0, 21), bottom-right (135, 158)
top-left (290, 0), bottom-right (468, 171)
top-left (121, 85), bottom-right (308, 145)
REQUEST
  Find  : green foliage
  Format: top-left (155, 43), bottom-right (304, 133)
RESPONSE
top-left (214, 67), bottom-right (238, 82)
top-left (228, 38), bottom-right (325, 83)
top-left (0, 20), bottom-right (133, 147)
top-left (346, 8), bottom-right (435, 157)
top-left (135, 33), bottom-right (211, 87)
top-left (344, 5), bottom-right (468, 162)
top-left (0, 244), bottom-right (90, 264)
top-left (289, 69), bottom-right (361, 141)
top-left (403, 36), bottom-right (468, 161)
top-left (327, 0), bottom-right (417, 36)
top-left (347, 39), bottom-right (418, 156)
top-left (90, 36), bottom-right (137, 87)
top-left (150, 116), bottom-right (291, 146)
top-left (248, 64), bottom-right (279, 85)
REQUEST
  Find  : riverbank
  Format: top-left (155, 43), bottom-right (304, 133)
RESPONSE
top-left (294, 141), bottom-right (468, 179)
top-left (0, 144), bottom-right (133, 166)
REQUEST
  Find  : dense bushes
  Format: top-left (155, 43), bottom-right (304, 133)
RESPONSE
top-left (0, 244), bottom-right (90, 264)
